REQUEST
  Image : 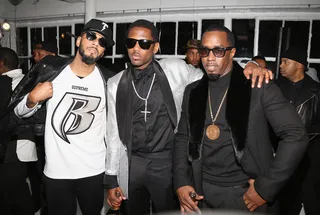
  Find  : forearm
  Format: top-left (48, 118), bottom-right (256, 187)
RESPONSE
top-left (14, 94), bottom-right (40, 118)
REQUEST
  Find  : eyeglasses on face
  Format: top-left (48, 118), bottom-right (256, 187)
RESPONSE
top-left (125, 38), bottom-right (155, 50)
top-left (198, 47), bottom-right (234, 58)
top-left (85, 31), bottom-right (107, 48)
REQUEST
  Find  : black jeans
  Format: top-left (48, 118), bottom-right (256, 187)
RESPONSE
top-left (202, 181), bottom-right (268, 213)
top-left (0, 162), bottom-right (34, 215)
top-left (44, 172), bottom-right (104, 215)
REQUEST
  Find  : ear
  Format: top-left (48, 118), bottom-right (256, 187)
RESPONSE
top-left (153, 42), bottom-right (160, 54)
top-left (296, 62), bottom-right (304, 69)
top-left (230, 47), bottom-right (236, 59)
top-left (76, 36), bottom-right (81, 48)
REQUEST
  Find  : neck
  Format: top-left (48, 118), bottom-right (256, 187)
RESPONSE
top-left (133, 59), bottom-right (153, 71)
top-left (288, 71), bottom-right (304, 83)
top-left (220, 62), bottom-right (233, 78)
top-left (69, 53), bottom-right (96, 77)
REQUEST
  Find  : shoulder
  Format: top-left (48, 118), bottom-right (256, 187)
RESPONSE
top-left (107, 70), bottom-right (125, 87)
top-left (159, 58), bottom-right (200, 73)
top-left (39, 55), bottom-right (71, 69)
top-left (304, 75), bottom-right (320, 91)
top-left (96, 63), bottom-right (116, 81)
top-left (184, 79), bottom-right (202, 96)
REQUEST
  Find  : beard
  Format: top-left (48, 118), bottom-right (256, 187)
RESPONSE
top-left (79, 44), bottom-right (102, 65)
top-left (207, 74), bottom-right (221, 81)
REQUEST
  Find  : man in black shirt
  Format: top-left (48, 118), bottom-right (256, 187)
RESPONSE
top-left (277, 46), bottom-right (320, 215)
top-left (173, 25), bottom-right (308, 214)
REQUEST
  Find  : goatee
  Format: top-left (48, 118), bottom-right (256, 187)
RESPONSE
top-left (79, 46), bottom-right (102, 65)
top-left (207, 74), bottom-right (220, 81)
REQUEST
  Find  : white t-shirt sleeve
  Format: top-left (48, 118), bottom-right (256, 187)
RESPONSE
top-left (14, 94), bottom-right (42, 118)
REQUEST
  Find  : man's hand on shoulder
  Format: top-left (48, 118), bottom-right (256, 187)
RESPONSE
top-left (27, 82), bottom-right (53, 108)
top-left (243, 61), bottom-right (273, 88)
top-left (243, 179), bottom-right (266, 212)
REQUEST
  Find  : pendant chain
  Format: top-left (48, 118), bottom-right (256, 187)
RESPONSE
top-left (208, 87), bottom-right (229, 124)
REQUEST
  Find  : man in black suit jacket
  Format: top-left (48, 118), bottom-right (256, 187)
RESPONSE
top-left (173, 25), bottom-right (308, 214)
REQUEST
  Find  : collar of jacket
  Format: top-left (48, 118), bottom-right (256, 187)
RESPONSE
top-left (188, 62), bottom-right (251, 162)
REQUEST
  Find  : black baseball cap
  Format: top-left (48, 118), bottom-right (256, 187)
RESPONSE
top-left (81, 19), bottom-right (115, 47)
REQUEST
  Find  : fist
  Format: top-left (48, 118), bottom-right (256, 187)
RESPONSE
top-left (27, 82), bottom-right (53, 108)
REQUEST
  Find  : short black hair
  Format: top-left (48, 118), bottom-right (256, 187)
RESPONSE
top-left (0, 47), bottom-right (19, 70)
top-left (126, 19), bottom-right (159, 42)
top-left (252, 55), bottom-right (266, 62)
top-left (203, 24), bottom-right (235, 47)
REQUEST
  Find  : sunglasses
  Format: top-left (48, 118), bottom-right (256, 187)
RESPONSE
top-left (125, 38), bottom-right (155, 50)
top-left (85, 31), bottom-right (108, 48)
top-left (198, 47), bottom-right (234, 58)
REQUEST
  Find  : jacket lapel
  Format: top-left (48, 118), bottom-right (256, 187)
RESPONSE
top-left (226, 63), bottom-right (251, 161)
top-left (116, 66), bottom-right (133, 150)
top-left (188, 75), bottom-right (208, 161)
top-left (153, 61), bottom-right (178, 128)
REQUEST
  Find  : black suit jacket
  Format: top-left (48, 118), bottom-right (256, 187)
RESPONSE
top-left (173, 63), bottom-right (308, 202)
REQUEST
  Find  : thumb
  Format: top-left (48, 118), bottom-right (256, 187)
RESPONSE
top-left (118, 188), bottom-right (126, 200)
top-left (248, 179), bottom-right (255, 185)
top-left (196, 194), bottom-right (204, 200)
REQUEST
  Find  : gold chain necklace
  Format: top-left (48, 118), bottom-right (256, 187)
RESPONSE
top-left (206, 87), bottom-right (229, 140)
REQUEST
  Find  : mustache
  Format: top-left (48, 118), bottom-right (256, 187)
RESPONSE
top-left (131, 51), bottom-right (141, 56)
top-left (205, 63), bottom-right (218, 67)
top-left (86, 47), bottom-right (98, 53)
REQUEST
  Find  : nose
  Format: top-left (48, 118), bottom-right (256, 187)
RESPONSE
top-left (207, 50), bottom-right (216, 61)
top-left (280, 62), bottom-right (284, 69)
top-left (133, 41), bottom-right (140, 50)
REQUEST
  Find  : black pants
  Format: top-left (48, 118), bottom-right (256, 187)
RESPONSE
top-left (43, 172), bottom-right (104, 215)
top-left (280, 139), bottom-right (320, 215)
top-left (202, 181), bottom-right (268, 213)
top-left (0, 162), bottom-right (34, 215)
top-left (125, 155), bottom-right (176, 215)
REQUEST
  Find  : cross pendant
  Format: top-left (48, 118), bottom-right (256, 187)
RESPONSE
top-left (141, 109), bottom-right (151, 122)
top-left (141, 101), bottom-right (151, 122)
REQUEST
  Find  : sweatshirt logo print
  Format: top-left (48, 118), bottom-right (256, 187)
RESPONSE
top-left (52, 92), bottom-right (101, 143)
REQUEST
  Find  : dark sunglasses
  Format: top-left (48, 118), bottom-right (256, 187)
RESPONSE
top-left (85, 31), bottom-right (108, 48)
top-left (198, 46), bottom-right (234, 58)
top-left (125, 38), bottom-right (155, 50)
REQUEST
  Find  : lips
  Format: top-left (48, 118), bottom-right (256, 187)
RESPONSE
top-left (132, 53), bottom-right (141, 60)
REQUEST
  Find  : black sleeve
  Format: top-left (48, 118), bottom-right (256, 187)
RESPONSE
top-left (173, 86), bottom-right (193, 191)
top-left (254, 81), bottom-right (309, 202)
top-left (103, 174), bottom-right (119, 189)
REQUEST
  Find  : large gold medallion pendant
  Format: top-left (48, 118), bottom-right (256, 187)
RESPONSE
top-left (206, 124), bottom-right (220, 140)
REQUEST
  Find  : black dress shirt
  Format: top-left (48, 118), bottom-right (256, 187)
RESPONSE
top-left (131, 62), bottom-right (174, 157)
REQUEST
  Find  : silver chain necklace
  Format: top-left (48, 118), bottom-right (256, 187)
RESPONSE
top-left (131, 73), bottom-right (156, 122)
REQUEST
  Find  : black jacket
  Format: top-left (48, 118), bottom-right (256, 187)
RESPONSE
top-left (173, 63), bottom-right (308, 203)
top-left (276, 75), bottom-right (320, 140)
top-left (8, 55), bottom-right (114, 131)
